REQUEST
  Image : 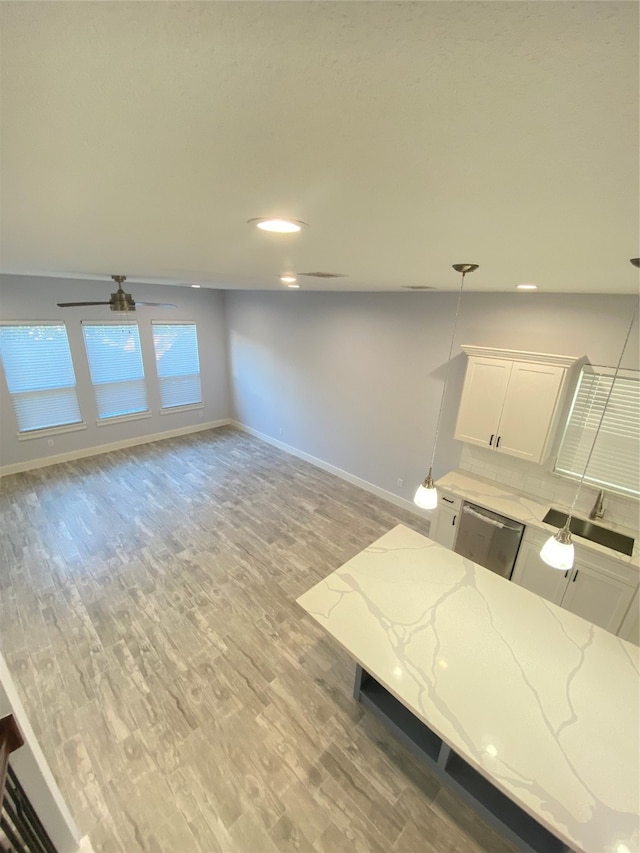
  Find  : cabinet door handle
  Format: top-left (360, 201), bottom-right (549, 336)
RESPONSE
top-left (572, 569), bottom-right (579, 583)
top-left (564, 570), bottom-right (569, 579)
top-left (489, 434), bottom-right (494, 446)
top-left (452, 515), bottom-right (457, 526)
top-left (443, 497), bottom-right (454, 504)
top-left (496, 436), bottom-right (501, 448)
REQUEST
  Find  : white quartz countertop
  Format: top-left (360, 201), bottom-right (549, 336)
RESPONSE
top-left (297, 524), bottom-right (640, 853)
top-left (435, 469), bottom-right (639, 569)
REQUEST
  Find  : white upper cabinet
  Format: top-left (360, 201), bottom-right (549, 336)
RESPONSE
top-left (495, 362), bottom-right (565, 461)
top-left (454, 346), bottom-right (579, 464)
top-left (453, 357), bottom-right (511, 448)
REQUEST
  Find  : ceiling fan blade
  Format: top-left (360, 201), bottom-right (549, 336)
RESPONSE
top-left (135, 302), bottom-right (178, 307)
top-left (57, 301), bottom-right (112, 307)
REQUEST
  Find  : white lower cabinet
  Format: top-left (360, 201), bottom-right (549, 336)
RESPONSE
top-left (512, 528), bottom-right (638, 637)
top-left (618, 589), bottom-right (640, 645)
top-left (429, 492), bottom-right (461, 550)
top-left (561, 563), bottom-right (635, 633)
top-left (511, 534), bottom-right (569, 605)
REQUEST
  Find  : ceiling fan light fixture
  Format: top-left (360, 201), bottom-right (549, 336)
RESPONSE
top-left (109, 276), bottom-right (135, 311)
top-left (249, 217), bottom-right (308, 234)
top-left (280, 275), bottom-right (297, 284)
top-left (57, 274), bottom-right (177, 310)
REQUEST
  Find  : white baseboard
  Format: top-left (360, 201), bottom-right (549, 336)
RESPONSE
top-left (2, 417), bottom-right (428, 524)
top-left (231, 420), bottom-right (427, 521)
top-left (0, 419), bottom-right (231, 477)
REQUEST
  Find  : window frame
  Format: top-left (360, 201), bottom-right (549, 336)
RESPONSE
top-left (553, 364), bottom-right (639, 499)
top-left (151, 321), bottom-right (203, 413)
top-left (81, 320), bottom-right (151, 425)
top-left (0, 321), bottom-right (86, 439)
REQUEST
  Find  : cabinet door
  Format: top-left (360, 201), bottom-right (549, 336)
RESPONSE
top-left (560, 564), bottom-right (636, 633)
top-left (496, 363), bottom-right (565, 463)
top-left (617, 589), bottom-right (639, 646)
top-left (430, 507), bottom-right (458, 550)
top-left (511, 538), bottom-right (569, 605)
top-left (454, 358), bottom-right (511, 448)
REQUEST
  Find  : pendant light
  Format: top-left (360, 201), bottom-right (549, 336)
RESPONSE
top-left (541, 259), bottom-right (639, 569)
top-left (414, 263), bottom-right (479, 510)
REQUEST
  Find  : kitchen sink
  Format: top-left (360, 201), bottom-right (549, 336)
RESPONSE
top-left (542, 509), bottom-right (635, 557)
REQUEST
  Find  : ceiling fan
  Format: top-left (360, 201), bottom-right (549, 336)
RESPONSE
top-left (57, 275), bottom-right (177, 311)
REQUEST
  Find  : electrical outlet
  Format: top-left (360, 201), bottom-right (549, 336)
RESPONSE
top-left (47, 439), bottom-right (54, 447)
top-left (397, 478), bottom-right (404, 487)
top-left (198, 411), bottom-right (203, 418)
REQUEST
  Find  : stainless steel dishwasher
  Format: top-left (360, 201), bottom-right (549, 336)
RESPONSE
top-left (454, 501), bottom-right (525, 579)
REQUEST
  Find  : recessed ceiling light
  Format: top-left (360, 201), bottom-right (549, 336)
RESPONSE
top-left (190, 284), bottom-right (201, 288)
top-left (287, 283), bottom-right (300, 289)
top-left (248, 217), bottom-right (308, 233)
top-left (517, 283), bottom-right (538, 290)
top-left (280, 275), bottom-right (297, 284)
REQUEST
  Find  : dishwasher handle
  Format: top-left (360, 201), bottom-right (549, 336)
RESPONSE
top-left (461, 503), bottom-right (523, 533)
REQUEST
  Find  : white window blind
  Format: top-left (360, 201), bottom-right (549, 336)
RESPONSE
top-left (555, 366), bottom-right (639, 498)
top-left (0, 324), bottom-right (83, 433)
top-left (82, 322), bottom-right (149, 420)
top-left (152, 322), bottom-right (202, 409)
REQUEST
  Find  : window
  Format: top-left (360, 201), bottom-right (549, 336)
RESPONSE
top-left (82, 322), bottom-right (149, 421)
top-left (152, 322), bottom-right (202, 410)
top-left (554, 366), bottom-right (639, 498)
top-left (0, 323), bottom-right (83, 435)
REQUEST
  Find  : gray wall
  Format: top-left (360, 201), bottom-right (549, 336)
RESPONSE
top-left (0, 275), bottom-right (230, 470)
top-left (2, 277), bottom-right (638, 511)
top-left (224, 290), bottom-right (639, 505)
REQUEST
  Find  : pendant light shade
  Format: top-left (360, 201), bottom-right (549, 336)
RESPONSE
top-left (540, 522), bottom-right (574, 571)
top-left (414, 264), bottom-right (478, 512)
top-left (414, 469), bottom-right (437, 509)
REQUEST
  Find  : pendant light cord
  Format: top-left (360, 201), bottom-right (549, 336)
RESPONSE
top-left (428, 270), bottom-right (467, 470)
top-left (566, 302), bottom-right (638, 519)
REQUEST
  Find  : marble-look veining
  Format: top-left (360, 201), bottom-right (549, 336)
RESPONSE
top-left (297, 524), bottom-right (640, 853)
top-left (435, 469), bottom-right (640, 569)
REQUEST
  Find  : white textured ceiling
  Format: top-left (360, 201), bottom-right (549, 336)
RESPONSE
top-left (1, 1), bottom-right (638, 293)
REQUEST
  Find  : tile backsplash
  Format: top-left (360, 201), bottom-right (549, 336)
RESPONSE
top-left (459, 444), bottom-right (639, 533)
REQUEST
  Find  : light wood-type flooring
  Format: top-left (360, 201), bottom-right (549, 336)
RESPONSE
top-left (0, 427), bottom-right (519, 853)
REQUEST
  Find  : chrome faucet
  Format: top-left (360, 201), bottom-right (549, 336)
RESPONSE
top-left (589, 489), bottom-right (605, 520)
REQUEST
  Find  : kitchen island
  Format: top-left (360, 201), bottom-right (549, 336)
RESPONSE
top-left (297, 524), bottom-right (639, 853)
